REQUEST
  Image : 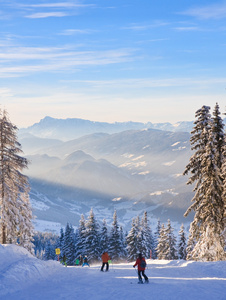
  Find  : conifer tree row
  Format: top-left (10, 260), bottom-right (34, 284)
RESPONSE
top-left (39, 209), bottom-right (187, 264)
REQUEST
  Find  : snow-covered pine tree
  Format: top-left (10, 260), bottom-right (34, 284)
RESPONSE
top-left (141, 211), bottom-right (154, 259)
top-left (44, 240), bottom-right (56, 260)
top-left (222, 134), bottom-right (226, 247)
top-left (85, 208), bottom-right (100, 263)
top-left (165, 219), bottom-right (177, 260)
top-left (100, 219), bottom-right (108, 254)
top-left (190, 129), bottom-right (224, 261)
top-left (152, 219), bottom-right (161, 259)
top-left (183, 105), bottom-right (211, 187)
top-left (119, 225), bottom-right (127, 259)
top-left (0, 109), bottom-right (34, 252)
top-left (212, 104), bottom-right (225, 253)
top-left (109, 210), bottom-right (125, 261)
top-left (136, 216), bottom-right (146, 256)
top-left (178, 224), bottom-right (187, 260)
top-left (156, 223), bottom-right (167, 260)
top-left (211, 103), bottom-right (225, 171)
top-left (57, 227), bottom-right (64, 260)
top-left (126, 216), bottom-right (142, 261)
top-left (184, 105), bottom-right (225, 261)
top-left (186, 232), bottom-right (195, 261)
top-left (63, 223), bottom-right (76, 266)
top-left (75, 214), bottom-right (86, 258)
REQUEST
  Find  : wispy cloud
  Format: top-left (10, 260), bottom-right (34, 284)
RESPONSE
top-left (4, 1), bottom-right (95, 19)
top-left (123, 21), bottom-right (169, 31)
top-left (26, 12), bottom-right (67, 18)
top-left (22, 2), bottom-right (93, 9)
top-left (0, 45), bottom-right (135, 77)
top-left (174, 26), bottom-right (199, 31)
top-left (0, 87), bottom-right (13, 97)
top-left (182, 3), bottom-right (226, 19)
top-left (59, 29), bottom-right (95, 35)
top-left (64, 77), bottom-right (226, 90)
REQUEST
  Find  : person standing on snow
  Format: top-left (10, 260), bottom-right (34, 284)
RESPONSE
top-left (101, 251), bottom-right (111, 272)
top-left (82, 255), bottom-right (90, 267)
top-left (133, 253), bottom-right (149, 283)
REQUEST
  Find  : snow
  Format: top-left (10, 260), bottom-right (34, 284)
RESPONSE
top-left (1, 245), bottom-right (225, 300)
top-left (33, 219), bottom-right (63, 233)
top-left (30, 199), bottom-right (50, 211)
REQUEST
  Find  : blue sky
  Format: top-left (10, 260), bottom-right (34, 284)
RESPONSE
top-left (0, 0), bottom-right (226, 127)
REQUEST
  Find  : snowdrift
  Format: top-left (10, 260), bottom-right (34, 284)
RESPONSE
top-left (0, 245), bottom-right (225, 300)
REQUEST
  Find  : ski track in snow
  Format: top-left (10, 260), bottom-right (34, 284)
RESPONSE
top-left (0, 245), bottom-right (225, 300)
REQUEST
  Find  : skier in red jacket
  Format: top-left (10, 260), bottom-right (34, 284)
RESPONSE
top-left (133, 253), bottom-right (149, 283)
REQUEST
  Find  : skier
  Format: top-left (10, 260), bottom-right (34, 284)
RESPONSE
top-left (75, 258), bottom-right (80, 266)
top-left (82, 255), bottom-right (90, 267)
top-left (101, 251), bottom-right (111, 272)
top-left (79, 255), bottom-right (83, 266)
top-left (133, 253), bottom-right (149, 284)
top-left (61, 255), bottom-right (67, 267)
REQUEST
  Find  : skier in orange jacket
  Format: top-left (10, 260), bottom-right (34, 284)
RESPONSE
top-left (101, 252), bottom-right (111, 272)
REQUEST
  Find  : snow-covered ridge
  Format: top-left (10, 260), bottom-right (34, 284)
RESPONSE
top-left (19, 116), bottom-right (199, 141)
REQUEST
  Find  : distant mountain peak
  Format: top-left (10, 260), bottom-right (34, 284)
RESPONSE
top-left (20, 116), bottom-right (225, 142)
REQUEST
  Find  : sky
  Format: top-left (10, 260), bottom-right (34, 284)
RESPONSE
top-left (0, 0), bottom-right (226, 128)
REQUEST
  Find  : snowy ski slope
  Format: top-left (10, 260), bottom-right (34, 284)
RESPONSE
top-left (0, 244), bottom-right (225, 300)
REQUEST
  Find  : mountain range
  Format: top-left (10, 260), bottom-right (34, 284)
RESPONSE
top-left (19, 116), bottom-right (196, 141)
top-left (18, 116), bottom-right (224, 234)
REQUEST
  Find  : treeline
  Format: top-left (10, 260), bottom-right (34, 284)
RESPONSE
top-left (33, 209), bottom-right (187, 265)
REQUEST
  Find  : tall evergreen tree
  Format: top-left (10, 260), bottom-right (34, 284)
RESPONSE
top-left (183, 105), bottom-right (211, 187)
top-left (190, 129), bottom-right (224, 261)
top-left (153, 219), bottom-right (161, 259)
top-left (165, 219), bottom-right (177, 260)
top-left (141, 211), bottom-right (154, 259)
top-left (109, 210), bottom-right (124, 261)
top-left (63, 223), bottom-right (76, 266)
top-left (75, 214), bottom-right (86, 258)
top-left (119, 225), bottom-right (127, 259)
top-left (156, 224), bottom-right (168, 260)
top-left (44, 240), bottom-right (56, 260)
top-left (85, 208), bottom-right (100, 263)
top-left (99, 219), bottom-right (108, 254)
top-left (126, 216), bottom-right (142, 261)
top-left (184, 105), bottom-right (225, 261)
top-left (222, 134), bottom-right (226, 246)
top-left (178, 224), bottom-right (187, 260)
top-left (186, 233), bottom-right (195, 261)
top-left (0, 109), bottom-right (33, 252)
top-left (211, 103), bottom-right (225, 170)
top-left (57, 227), bottom-right (64, 260)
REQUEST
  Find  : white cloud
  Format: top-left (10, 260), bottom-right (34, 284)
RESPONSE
top-left (0, 87), bottom-right (13, 97)
top-left (0, 46), bottom-right (134, 77)
top-left (24, 2), bottom-right (92, 9)
top-left (182, 3), bottom-right (226, 19)
top-left (26, 12), bottom-right (67, 18)
top-left (174, 26), bottom-right (199, 31)
top-left (123, 21), bottom-right (169, 31)
top-left (65, 77), bottom-right (226, 90)
top-left (59, 29), bottom-right (95, 35)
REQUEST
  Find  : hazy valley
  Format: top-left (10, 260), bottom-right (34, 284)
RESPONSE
top-left (18, 117), bottom-right (213, 234)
